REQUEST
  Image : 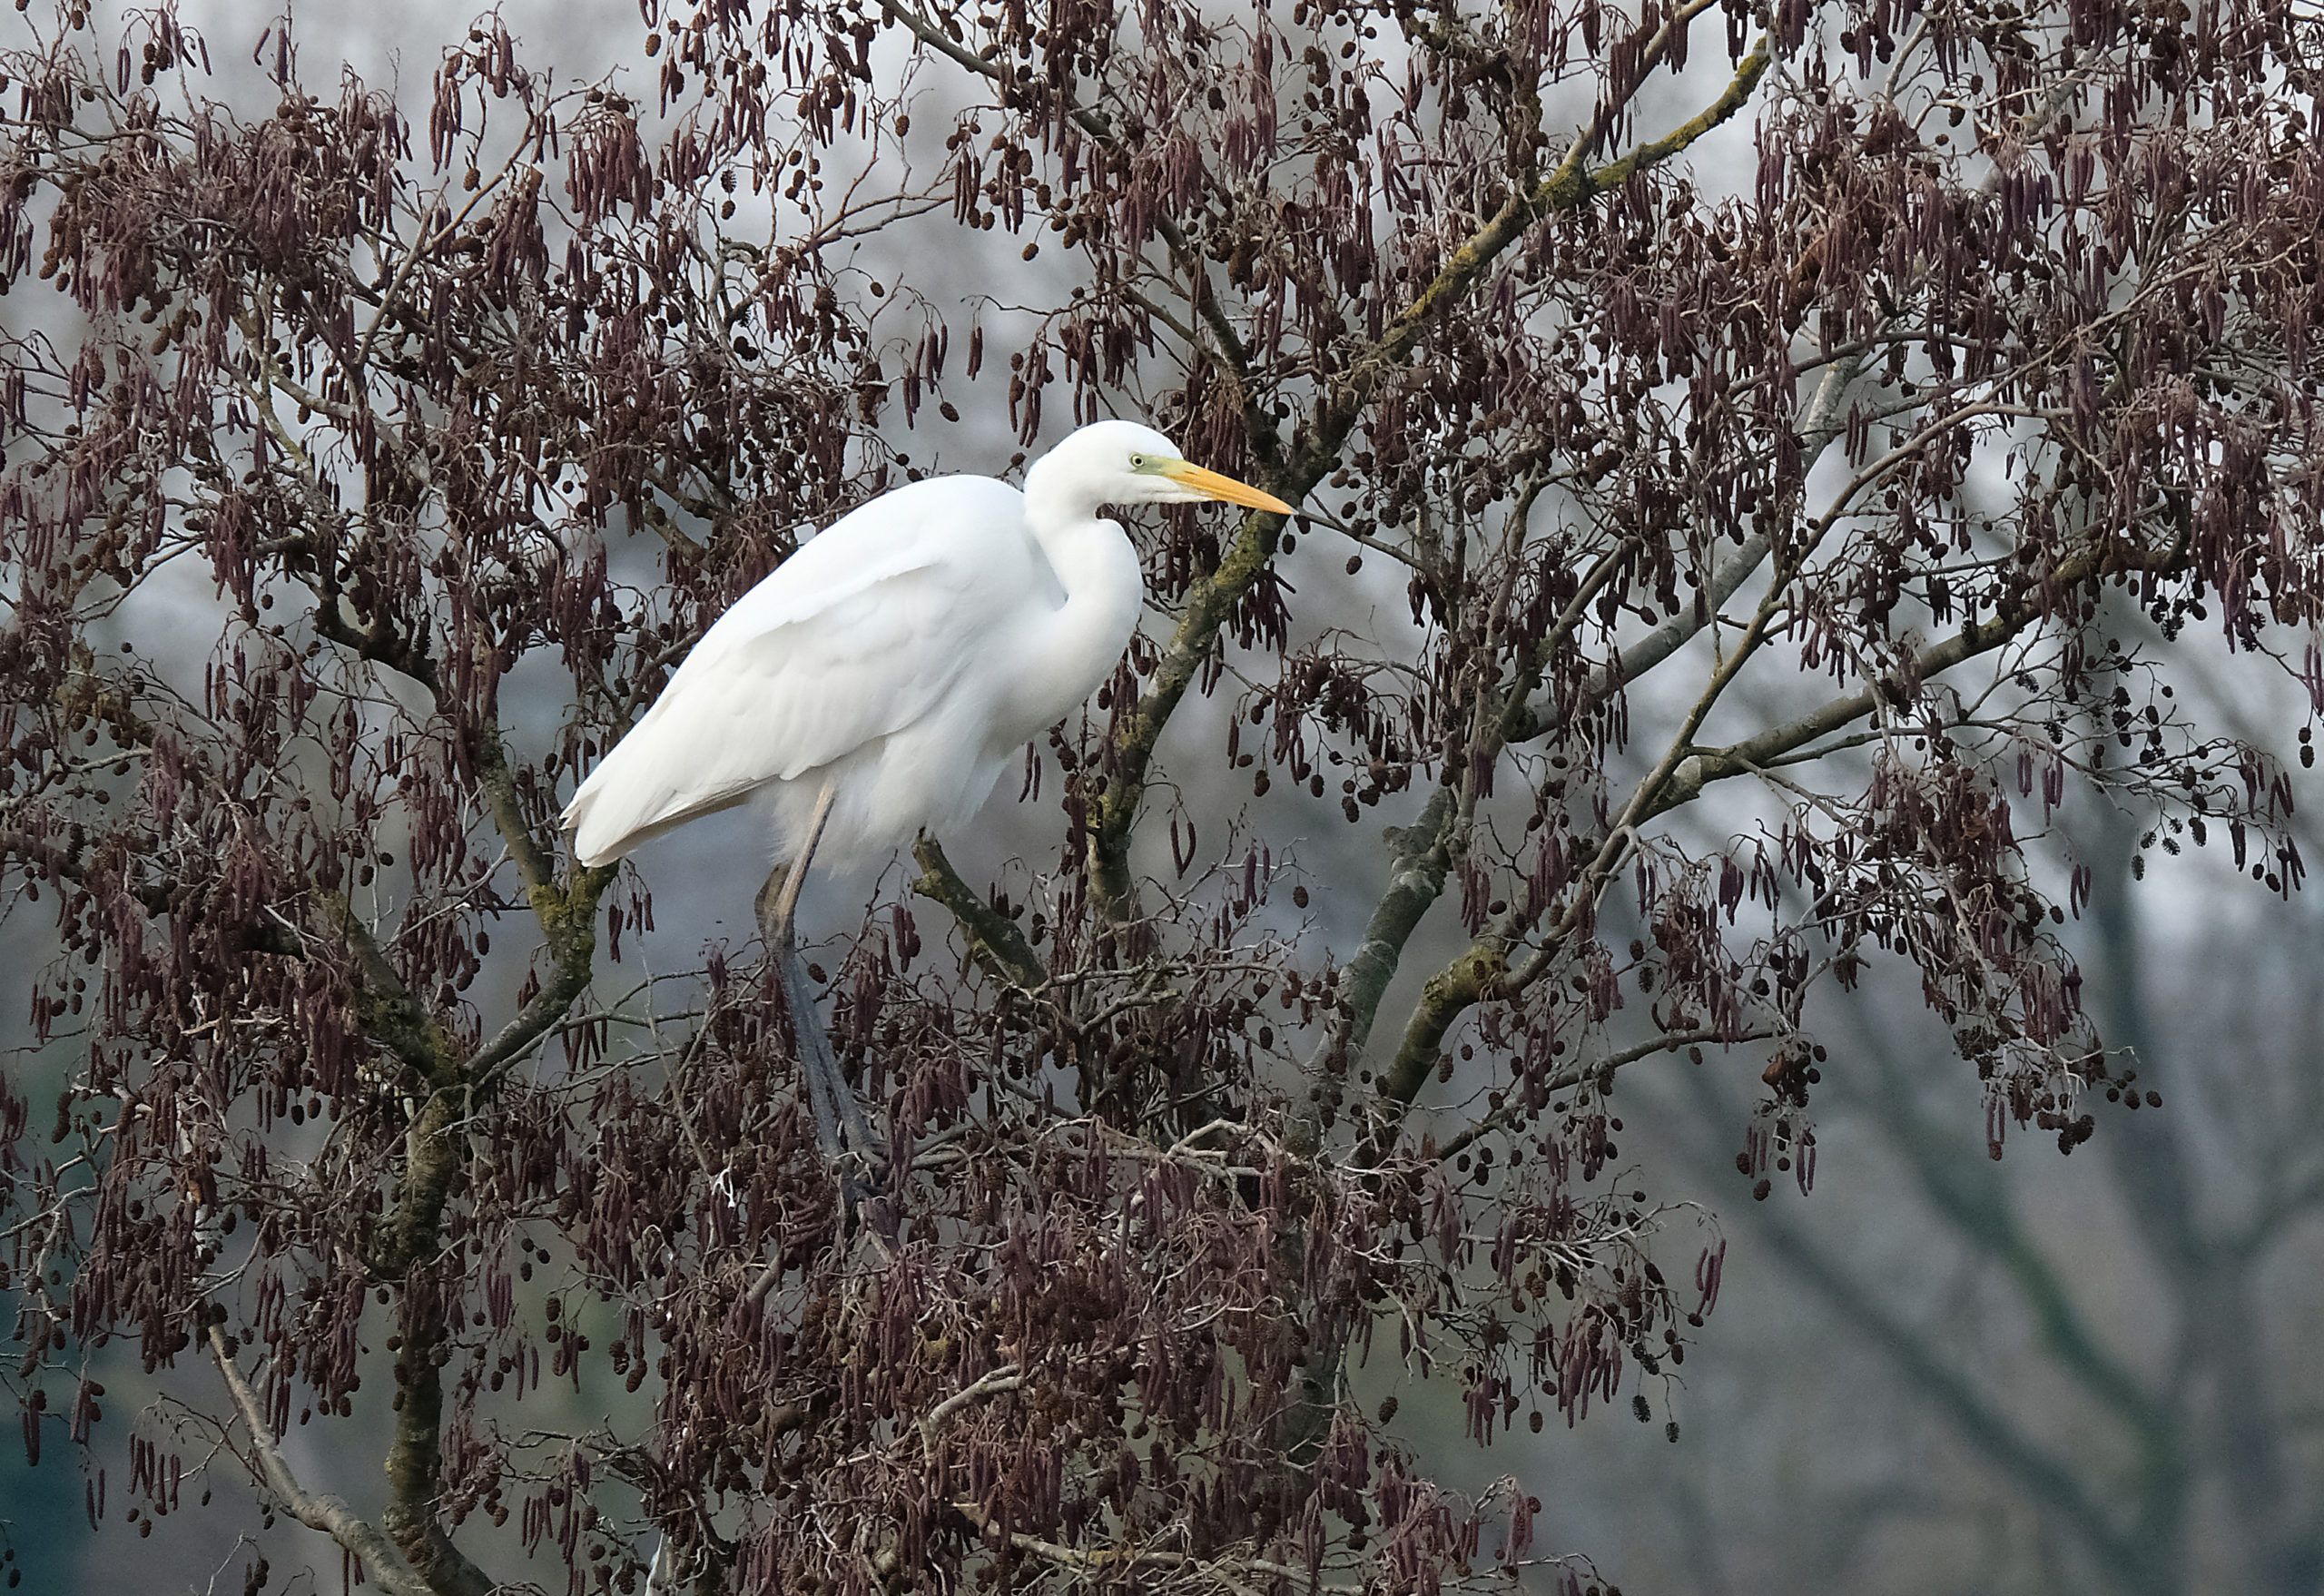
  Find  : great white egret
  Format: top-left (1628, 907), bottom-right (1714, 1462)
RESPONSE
top-left (560, 419), bottom-right (1294, 1171)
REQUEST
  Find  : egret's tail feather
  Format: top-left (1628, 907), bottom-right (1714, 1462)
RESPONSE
top-left (561, 762), bottom-right (757, 867)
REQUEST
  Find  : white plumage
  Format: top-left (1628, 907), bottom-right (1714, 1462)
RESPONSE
top-left (561, 419), bottom-right (1293, 872)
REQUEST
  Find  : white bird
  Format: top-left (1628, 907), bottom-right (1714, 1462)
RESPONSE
top-left (558, 419), bottom-right (1293, 1175)
top-left (562, 419), bottom-right (1292, 872)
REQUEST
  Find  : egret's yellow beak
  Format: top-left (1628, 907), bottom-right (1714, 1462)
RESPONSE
top-left (1157, 458), bottom-right (1297, 517)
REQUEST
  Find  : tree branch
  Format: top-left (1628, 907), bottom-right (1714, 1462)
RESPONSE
top-left (1431, 1026), bottom-right (1775, 1170)
top-left (947, 1499), bottom-right (1358, 1594)
top-left (911, 835), bottom-right (1047, 990)
top-left (1085, 499), bottom-right (1299, 916)
top-left (1079, 37), bottom-right (1774, 917)
top-left (316, 893), bottom-right (461, 1089)
top-left (209, 1327), bottom-right (443, 1596)
top-left (1509, 331), bottom-right (1875, 746)
top-left (304, 665), bottom-right (611, 1589)
top-left (1643, 537), bottom-right (2131, 823)
top-left (1369, 532), bottom-right (2120, 1150)
top-left (1332, 784), bottom-right (1462, 1059)
top-left (380, 1261), bottom-right (496, 1596)
top-left (464, 717), bottom-right (562, 899)
top-left (1343, 35), bottom-right (1770, 404)
top-left (918, 1364), bottom-right (1023, 1448)
top-left (468, 862), bottom-right (619, 1086)
top-left (1364, 933), bottom-right (1517, 1146)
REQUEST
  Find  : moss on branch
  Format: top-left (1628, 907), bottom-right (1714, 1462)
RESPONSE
top-left (912, 835), bottom-right (1046, 990)
top-left (1369, 938), bottom-right (1511, 1136)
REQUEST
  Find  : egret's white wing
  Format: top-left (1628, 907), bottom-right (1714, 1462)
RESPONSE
top-left (564, 478), bottom-right (1039, 863)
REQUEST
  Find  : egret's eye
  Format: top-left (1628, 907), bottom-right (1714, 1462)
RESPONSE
top-left (1128, 453), bottom-right (1147, 469)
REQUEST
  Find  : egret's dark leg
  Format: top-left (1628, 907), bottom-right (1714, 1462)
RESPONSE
top-left (756, 860), bottom-right (842, 1165)
top-left (755, 783), bottom-right (878, 1179)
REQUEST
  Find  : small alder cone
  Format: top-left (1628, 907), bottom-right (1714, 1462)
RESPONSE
top-left (0, 0), bottom-right (2318, 1592)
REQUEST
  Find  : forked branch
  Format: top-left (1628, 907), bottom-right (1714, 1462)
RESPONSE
top-left (209, 1327), bottom-right (444, 1596)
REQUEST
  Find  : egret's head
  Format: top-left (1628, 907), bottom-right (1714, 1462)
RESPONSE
top-left (1030, 419), bottom-right (1295, 517)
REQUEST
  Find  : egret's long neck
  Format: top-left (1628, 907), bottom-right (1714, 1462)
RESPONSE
top-left (1009, 475), bottom-right (1145, 739)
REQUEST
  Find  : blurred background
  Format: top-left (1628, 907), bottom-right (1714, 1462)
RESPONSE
top-left (4, 5), bottom-right (2320, 1593)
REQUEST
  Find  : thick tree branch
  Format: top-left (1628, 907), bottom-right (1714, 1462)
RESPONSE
top-left (1643, 538), bottom-right (2130, 822)
top-left (210, 1327), bottom-right (443, 1596)
top-left (318, 894), bottom-right (461, 1088)
top-left (918, 1364), bottom-right (1024, 1448)
top-left (369, 862), bottom-right (611, 1591)
top-left (1332, 783), bottom-right (1462, 1058)
top-left (467, 862), bottom-right (618, 1086)
top-left (465, 717), bottom-right (562, 898)
top-left (1363, 932), bottom-right (1520, 1148)
top-left (381, 1262), bottom-right (496, 1596)
top-left (1323, 520), bottom-right (1648, 1099)
top-left (312, 629), bottom-right (615, 1591)
top-left (1645, 620), bottom-right (2016, 820)
top-left (911, 835), bottom-right (1047, 990)
top-left (1085, 499), bottom-right (1299, 915)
